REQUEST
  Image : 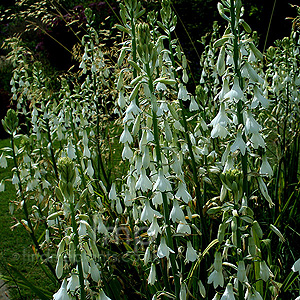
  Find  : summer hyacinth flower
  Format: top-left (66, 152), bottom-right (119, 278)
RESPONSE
top-left (157, 237), bottom-right (175, 259)
top-left (245, 288), bottom-right (263, 300)
top-left (148, 263), bottom-right (157, 285)
top-left (220, 283), bottom-right (235, 300)
top-left (97, 289), bottom-right (111, 300)
top-left (230, 129), bottom-right (246, 155)
top-left (141, 199), bottom-right (162, 223)
top-left (53, 279), bottom-right (71, 300)
top-left (147, 217), bottom-right (162, 238)
top-left (153, 169), bottom-right (172, 192)
top-left (186, 241), bottom-right (198, 262)
top-left (292, 258), bottom-right (300, 275)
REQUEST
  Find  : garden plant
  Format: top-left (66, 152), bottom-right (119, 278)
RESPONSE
top-left (0, 0), bottom-right (300, 299)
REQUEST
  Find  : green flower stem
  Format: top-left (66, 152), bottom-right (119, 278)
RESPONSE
top-left (229, 1), bottom-right (246, 299)
top-left (45, 116), bottom-right (59, 180)
top-left (130, 8), bottom-right (137, 81)
top-left (68, 105), bottom-right (91, 210)
top-left (69, 199), bottom-right (86, 300)
top-left (10, 134), bottom-right (58, 282)
top-left (93, 72), bottom-right (110, 190)
top-left (166, 28), bottom-right (209, 248)
top-left (146, 63), bottom-right (180, 299)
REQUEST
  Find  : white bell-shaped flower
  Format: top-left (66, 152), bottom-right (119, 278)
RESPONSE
top-left (220, 283), bottom-right (235, 300)
top-left (170, 199), bottom-right (185, 223)
top-left (141, 199), bottom-right (161, 223)
top-left (122, 142), bottom-right (133, 160)
top-left (211, 123), bottom-right (229, 139)
top-left (260, 260), bottom-right (271, 281)
top-left (136, 168), bottom-right (153, 192)
top-left (224, 77), bottom-right (244, 102)
top-left (259, 154), bottom-right (273, 177)
top-left (231, 130), bottom-right (246, 155)
top-left (186, 241), bottom-right (198, 262)
top-left (175, 181), bottom-right (192, 203)
top-left (209, 103), bottom-right (230, 128)
top-left (176, 222), bottom-right (191, 234)
top-left (292, 258), bottom-right (300, 274)
top-left (67, 140), bottom-right (76, 160)
top-left (97, 289), bottom-right (111, 300)
top-left (245, 288), bottom-right (263, 300)
top-left (67, 273), bottom-right (80, 292)
top-left (0, 153), bottom-right (8, 168)
top-left (208, 270), bottom-right (224, 289)
top-left (245, 111), bottom-right (261, 135)
top-left (120, 125), bottom-right (133, 144)
top-left (147, 217), bottom-right (162, 238)
top-left (148, 263), bottom-right (157, 285)
top-left (237, 261), bottom-right (247, 283)
top-left (178, 83), bottom-right (189, 101)
top-left (53, 279), bottom-right (71, 300)
top-left (153, 169), bottom-right (172, 192)
top-left (157, 237), bottom-right (175, 259)
top-left (250, 132), bottom-right (265, 149)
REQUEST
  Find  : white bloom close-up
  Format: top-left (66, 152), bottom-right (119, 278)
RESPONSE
top-left (53, 279), bottom-right (71, 300)
top-left (292, 258), bottom-right (300, 275)
top-left (220, 283), bottom-right (235, 300)
top-left (157, 237), bottom-right (175, 259)
top-left (186, 241), bottom-right (198, 262)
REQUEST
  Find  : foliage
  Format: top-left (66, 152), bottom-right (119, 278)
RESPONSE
top-left (0, 0), bottom-right (300, 300)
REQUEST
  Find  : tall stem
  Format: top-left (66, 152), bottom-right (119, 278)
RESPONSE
top-left (166, 28), bottom-right (209, 248)
top-left (229, 1), bottom-right (246, 299)
top-left (146, 63), bottom-right (180, 299)
top-left (69, 199), bottom-right (86, 299)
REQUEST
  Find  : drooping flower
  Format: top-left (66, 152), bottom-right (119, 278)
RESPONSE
top-left (220, 283), bottom-right (235, 300)
top-left (120, 125), bottom-right (133, 144)
top-left (141, 199), bottom-right (161, 223)
top-left (175, 181), bottom-right (192, 203)
top-left (67, 273), bottom-right (80, 292)
top-left (176, 222), bottom-right (191, 234)
top-left (230, 130), bottom-right (246, 155)
top-left (97, 289), bottom-right (112, 300)
top-left (0, 153), bottom-right (8, 168)
top-left (136, 168), bottom-right (153, 192)
top-left (211, 123), bottom-right (229, 139)
top-left (245, 288), bottom-right (263, 300)
top-left (292, 258), bottom-right (300, 275)
top-left (259, 154), bottom-right (273, 177)
top-left (53, 279), bottom-right (71, 300)
top-left (67, 140), bottom-right (76, 160)
top-left (170, 199), bottom-right (185, 223)
top-left (178, 83), bottom-right (189, 100)
top-left (208, 270), bottom-right (224, 289)
top-left (224, 77), bottom-right (244, 102)
top-left (153, 169), bottom-right (172, 192)
top-left (245, 111), bottom-right (261, 135)
top-left (157, 237), bottom-right (175, 259)
top-left (186, 241), bottom-right (198, 262)
top-left (209, 103), bottom-right (230, 128)
top-left (260, 260), bottom-right (271, 281)
top-left (148, 263), bottom-right (157, 285)
top-left (147, 217), bottom-right (162, 238)
top-left (250, 132), bottom-right (265, 149)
